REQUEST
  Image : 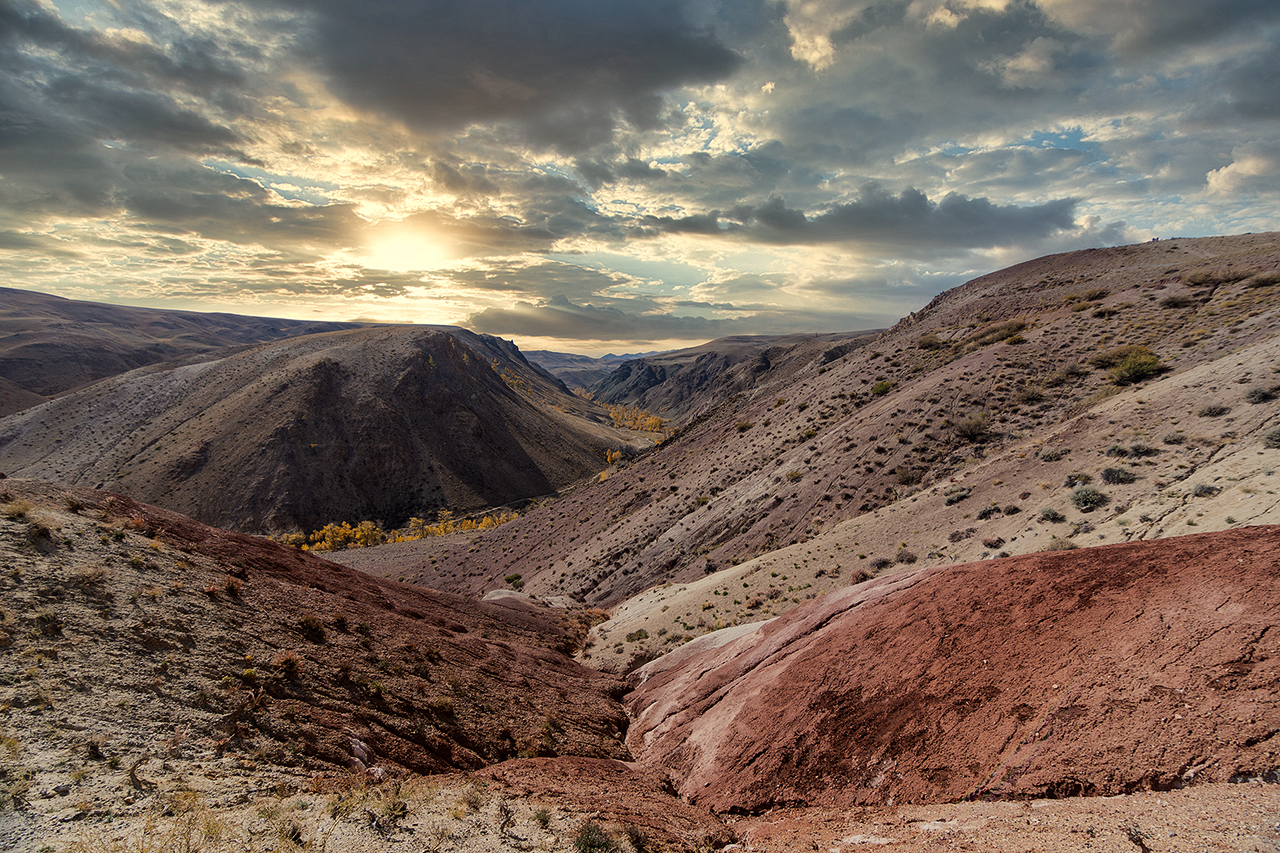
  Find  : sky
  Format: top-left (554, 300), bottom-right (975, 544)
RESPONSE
top-left (2, 0), bottom-right (1278, 356)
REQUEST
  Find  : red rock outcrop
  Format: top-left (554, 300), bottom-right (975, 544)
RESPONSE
top-left (626, 526), bottom-right (1280, 812)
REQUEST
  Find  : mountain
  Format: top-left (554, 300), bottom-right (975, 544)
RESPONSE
top-left (588, 332), bottom-right (881, 427)
top-left (334, 232), bottom-right (1280, 670)
top-left (0, 286), bottom-right (373, 415)
top-left (4, 234), bottom-right (1280, 851)
top-left (0, 325), bottom-right (644, 532)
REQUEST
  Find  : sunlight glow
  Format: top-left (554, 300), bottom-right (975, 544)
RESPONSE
top-left (362, 233), bottom-right (453, 272)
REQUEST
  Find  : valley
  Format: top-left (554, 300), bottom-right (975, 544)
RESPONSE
top-left (1, 233), bottom-right (1279, 852)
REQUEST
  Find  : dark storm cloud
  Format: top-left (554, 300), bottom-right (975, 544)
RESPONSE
top-left (466, 294), bottom-right (889, 341)
top-left (640, 184), bottom-right (1078, 251)
top-left (468, 294), bottom-right (734, 340)
top-left (263, 0), bottom-right (742, 152)
top-left (1055, 0), bottom-right (1280, 56)
top-left (438, 260), bottom-right (640, 304)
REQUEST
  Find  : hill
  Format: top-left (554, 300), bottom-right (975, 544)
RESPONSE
top-left (333, 232), bottom-right (1280, 671)
top-left (627, 525), bottom-right (1280, 812)
top-left (0, 326), bottom-right (646, 532)
top-left (0, 480), bottom-right (738, 852)
top-left (0, 287), bottom-right (373, 416)
top-left (588, 332), bottom-right (879, 427)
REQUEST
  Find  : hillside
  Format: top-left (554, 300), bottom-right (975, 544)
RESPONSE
top-left (0, 326), bottom-right (645, 532)
top-left (333, 232), bottom-right (1280, 669)
top-left (0, 287), bottom-right (373, 416)
top-left (627, 525), bottom-right (1280, 812)
top-left (588, 332), bottom-right (879, 427)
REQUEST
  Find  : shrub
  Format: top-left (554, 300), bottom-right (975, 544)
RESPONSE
top-left (944, 487), bottom-right (972, 505)
top-left (1045, 536), bottom-right (1079, 551)
top-left (870, 557), bottom-right (893, 570)
top-left (1003, 504), bottom-right (1022, 515)
top-left (1160, 293), bottom-right (1199, 308)
top-left (1197, 404), bottom-right (1231, 417)
top-left (1040, 508), bottom-right (1066, 523)
top-left (574, 822), bottom-right (619, 853)
top-left (1070, 486), bottom-right (1109, 511)
top-left (1013, 386), bottom-right (1045, 405)
top-left (917, 332), bottom-right (946, 350)
top-left (1039, 448), bottom-right (1065, 462)
top-left (1162, 432), bottom-right (1185, 445)
top-left (1265, 428), bottom-right (1280, 449)
top-left (1191, 484), bottom-right (1220, 497)
top-left (871, 380), bottom-right (894, 397)
top-left (1101, 467), bottom-right (1136, 484)
top-left (1090, 345), bottom-right (1152, 370)
top-left (981, 537), bottom-right (1005, 549)
top-left (951, 414), bottom-right (991, 443)
top-left (1245, 386), bottom-right (1277, 404)
top-left (963, 321), bottom-right (1026, 350)
top-left (1063, 472), bottom-right (1092, 487)
top-left (894, 549), bottom-right (918, 564)
top-left (1128, 443), bottom-right (1159, 458)
top-left (298, 615), bottom-right (327, 643)
top-left (625, 629), bottom-right (649, 642)
top-left (1111, 348), bottom-right (1162, 381)
top-left (975, 505), bottom-right (1000, 520)
top-left (895, 466), bottom-right (924, 486)
top-left (1045, 364), bottom-right (1088, 387)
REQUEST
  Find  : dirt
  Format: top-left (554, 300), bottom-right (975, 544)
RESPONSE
top-left (627, 525), bottom-right (1280, 813)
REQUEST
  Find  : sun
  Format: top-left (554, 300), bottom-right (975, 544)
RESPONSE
top-left (362, 232), bottom-right (452, 272)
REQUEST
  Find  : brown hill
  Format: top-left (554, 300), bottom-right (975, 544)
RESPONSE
top-left (334, 233), bottom-right (1280, 635)
top-left (626, 525), bottom-right (1280, 813)
top-left (0, 480), bottom-right (743, 853)
top-left (0, 286), bottom-right (372, 415)
top-left (0, 326), bottom-right (642, 532)
top-left (589, 332), bottom-right (879, 427)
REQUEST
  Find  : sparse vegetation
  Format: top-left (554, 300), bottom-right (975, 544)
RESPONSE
top-left (1101, 467), bottom-right (1137, 484)
top-left (1245, 386), bottom-right (1277, 403)
top-left (1070, 486), bottom-right (1109, 511)
top-left (1197, 404), bottom-right (1231, 417)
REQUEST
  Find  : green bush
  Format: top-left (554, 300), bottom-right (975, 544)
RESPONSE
top-left (1040, 508), bottom-right (1066, 523)
top-left (871, 380), bottom-right (894, 397)
top-left (1110, 351), bottom-right (1162, 386)
top-left (1070, 486), bottom-right (1109, 510)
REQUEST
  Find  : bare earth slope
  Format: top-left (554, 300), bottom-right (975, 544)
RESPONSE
top-left (626, 525), bottom-right (1280, 813)
top-left (589, 331), bottom-right (878, 427)
top-left (0, 326), bottom-right (639, 532)
top-left (335, 233), bottom-right (1280, 630)
top-left (0, 480), bottom-right (668, 851)
top-left (0, 286), bottom-right (372, 414)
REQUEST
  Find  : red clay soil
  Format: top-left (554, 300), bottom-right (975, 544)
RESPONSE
top-left (626, 526), bottom-right (1280, 814)
top-left (0, 480), bottom-right (630, 777)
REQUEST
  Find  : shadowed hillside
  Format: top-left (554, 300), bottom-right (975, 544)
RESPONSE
top-left (0, 326), bottom-right (646, 532)
top-left (588, 332), bottom-right (880, 427)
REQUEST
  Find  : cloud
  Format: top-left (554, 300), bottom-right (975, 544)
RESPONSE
top-left (267, 0), bottom-right (742, 152)
top-left (640, 184), bottom-right (1079, 253)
